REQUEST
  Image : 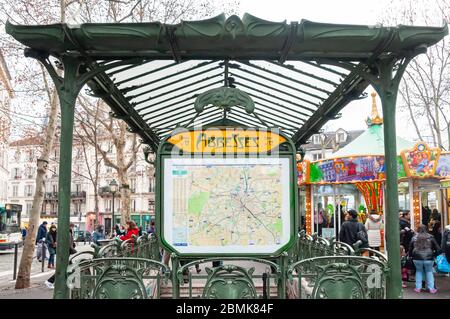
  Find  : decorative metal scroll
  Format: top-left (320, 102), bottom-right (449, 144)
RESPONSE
top-left (194, 87), bottom-right (255, 114)
top-left (202, 265), bottom-right (257, 299)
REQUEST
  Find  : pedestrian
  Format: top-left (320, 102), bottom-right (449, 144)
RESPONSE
top-left (442, 224), bottom-right (450, 263)
top-left (45, 223), bottom-right (77, 289)
top-left (21, 226), bottom-right (27, 241)
top-left (314, 203), bottom-right (326, 236)
top-left (120, 221), bottom-right (139, 241)
top-left (147, 221), bottom-right (156, 235)
top-left (365, 209), bottom-right (383, 251)
top-left (409, 224), bottom-right (441, 294)
top-left (422, 206), bottom-right (431, 227)
top-left (138, 226), bottom-right (143, 236)
top-left (399, 211), bottom-right (414, 253)
top-left (429, 209), bottom-right (442, 245)
top-left (339, 209), bottom-right (368, 248)
top-left (36, 221), bottom-right (48, 262)
top-left (45, 225), bottom-right (57, 269)
top-left (92, 225), bottom-right (105, 245)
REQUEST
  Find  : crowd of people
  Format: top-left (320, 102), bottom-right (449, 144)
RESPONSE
top-left (315, 203), bottom-right (449, 294)
top-left (399, 208), bottom-right (449, 294)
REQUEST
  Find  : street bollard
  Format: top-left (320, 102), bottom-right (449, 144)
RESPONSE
top-left (13, 243), bottom-right (18, 280)
top-left (41, 242), bottom-right (45, 272)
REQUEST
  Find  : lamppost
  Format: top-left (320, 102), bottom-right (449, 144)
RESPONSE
top-left (110, 179), bottom-right (118, 236)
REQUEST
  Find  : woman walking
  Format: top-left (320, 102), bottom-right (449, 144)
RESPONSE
top-left (46, 224), bottom-right (57, 269)
top-left (409, 225), bottom-right (441, 294)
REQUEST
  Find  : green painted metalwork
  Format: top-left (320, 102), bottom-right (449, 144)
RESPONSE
top-left (66, 233), bottom-right (166, 299)
top-left (156, 135), bottom-right (298, 259)
top-left (194, 87), bottom-right (254, 114)
top-left (287, 256), bottom-right (388, 299)
top-left (66, 257), bottom-right (170, 299)
top-left (202, 265), bottom-right (257, 299)
top-left (5, 15), bottom-right (447, 59)
top-left (177, 257), bottom-right (282, 299)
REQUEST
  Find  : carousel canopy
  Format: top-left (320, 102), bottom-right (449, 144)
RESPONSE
top-left (329, 92), bottom-right (414, 158)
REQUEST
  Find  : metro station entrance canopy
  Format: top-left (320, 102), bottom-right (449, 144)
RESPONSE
top-left (6, 13), bottom-right (447, 299)
top-left (6, 14), bottom-right (447, 151)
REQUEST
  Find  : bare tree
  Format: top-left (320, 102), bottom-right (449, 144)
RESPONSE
top-left (74, 99), bottom-right (103, 228)
top-left (1, 0), bottom-right (240, 288)
top-left (77, 98), bottom-right (140, 226)
top-left (381, 0), bottom-right (450, 149)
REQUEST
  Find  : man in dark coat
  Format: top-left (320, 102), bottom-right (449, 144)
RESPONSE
top-left (339, 209), bottom-right (367, 247)
top-left (36, 221), bottom-right (48, 244)
top-left (36, 221), bottom-right (48, 262)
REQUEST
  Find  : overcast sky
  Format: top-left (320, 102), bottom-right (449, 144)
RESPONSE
top-left (237, 0), bottom-right (426, 142)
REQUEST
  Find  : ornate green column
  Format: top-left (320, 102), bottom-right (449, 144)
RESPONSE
top-left (373, 57), bottom-right (412, 299)
top-left (52, 57), bottom-right (82, 299)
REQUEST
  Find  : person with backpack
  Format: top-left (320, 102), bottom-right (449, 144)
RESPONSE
top-left (408, 224), bottom-right (441, 294)
top-left (339, 209), bottom-right (368, 248)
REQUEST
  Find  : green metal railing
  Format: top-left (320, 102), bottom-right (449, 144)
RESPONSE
top-left (67, 232), bottom-right (166, 299)
top-left (175, 257), bottom-right (283, 299)
top-left (287, 256), bottom-right (389, 299)
top-left (286, 231), bottom-right (389, 299)
top-left (66, 230), bottom-right (389, 299)
top-left (66, 257), bottom-right (170, 299)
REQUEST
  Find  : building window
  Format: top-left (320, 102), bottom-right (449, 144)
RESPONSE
top-left (132, 199), bottom-right (136, 212)
top-left (130, 178), bottom-right (136, 193)
top-left (75, 184), bottom-right (81, 193)
top-left (26, 166), bottom-right (34, 178)
top-left (25, 185), bottom-right (33, 197)
top-left (336, 131), bottom-right (346, 143)
top-left (52, 184), bottom-right (58, 194)
top-left (312, 135), bottom-right (321, 145)
top-left (12, 185), bottom-right (18, 197)
top-left (14, 150), bottom-right (20, 161)
top-left (13, 167), bottom-right (20, 179)
top-left (27, 149), bottom-right (34, 162)
top-left (312, 153), bottom-right (324, 161)
top-left (149, 178), bottom-right (155, 193)
top-left (148, 200), bottom-right (155, 213)
top-left (26, 203), bottom-right (32, 215)
top-left (106, 166), bottom-right (112, 174)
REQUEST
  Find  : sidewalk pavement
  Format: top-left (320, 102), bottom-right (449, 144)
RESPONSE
top-left (402, 272), bottom-right (450, 299)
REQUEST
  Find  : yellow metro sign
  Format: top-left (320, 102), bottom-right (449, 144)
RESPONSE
top-left (167, 129), bottom-right (286, 153)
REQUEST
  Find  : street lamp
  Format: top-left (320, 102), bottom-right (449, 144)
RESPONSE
top-left (110, 179), bottom-right (118, 237)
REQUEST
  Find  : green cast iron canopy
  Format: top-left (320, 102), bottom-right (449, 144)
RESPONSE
top-left (5, 13), bottom-right (448, 152)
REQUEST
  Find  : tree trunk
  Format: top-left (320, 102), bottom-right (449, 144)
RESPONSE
top-left (15, 92), bottom-right (58, 289)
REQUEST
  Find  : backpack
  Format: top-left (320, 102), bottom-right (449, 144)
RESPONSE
top-left (356, 223), bottom-right (369, 248)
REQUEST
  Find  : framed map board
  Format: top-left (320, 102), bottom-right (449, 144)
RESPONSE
top-left (156, 128), bottom-right (297, 257)
top-left (163, 157), bottom-right (291, 254)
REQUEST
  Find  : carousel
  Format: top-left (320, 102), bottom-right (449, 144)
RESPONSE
top-left (298, 92), bottom-right (450, 242)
